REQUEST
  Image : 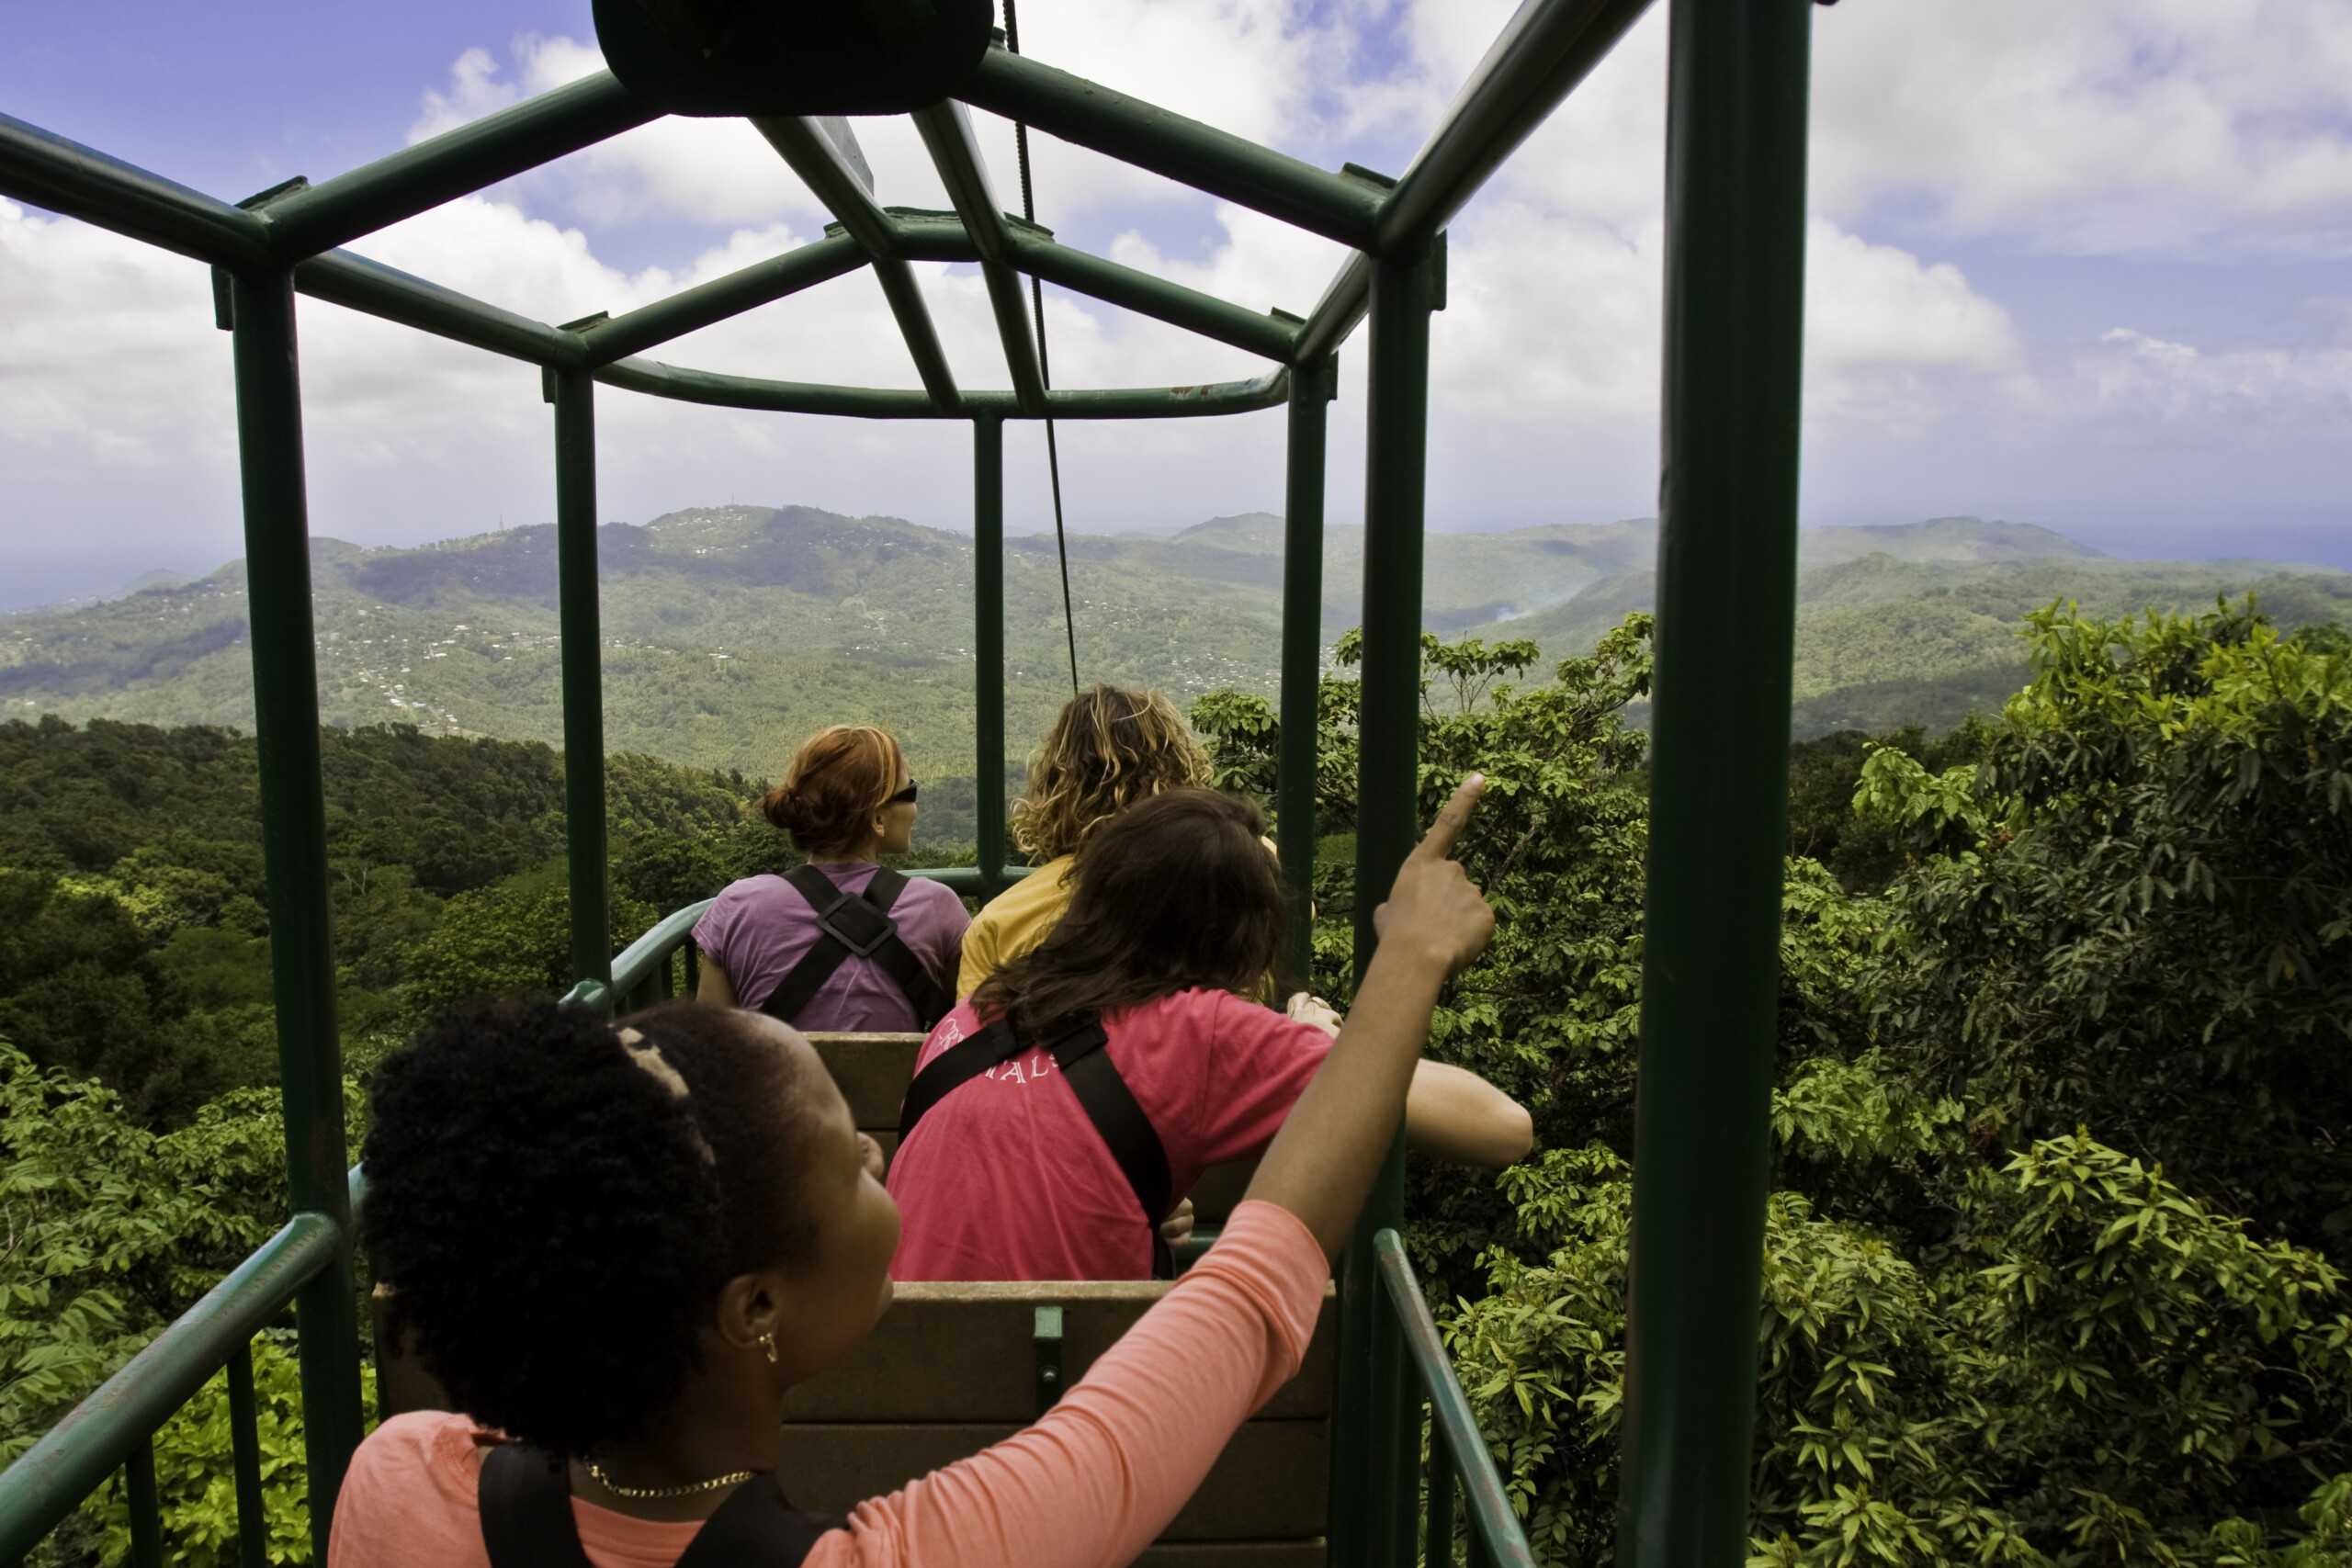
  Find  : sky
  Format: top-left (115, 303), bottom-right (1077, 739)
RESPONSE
top-left (4, 0), bottom-right (2352, 609)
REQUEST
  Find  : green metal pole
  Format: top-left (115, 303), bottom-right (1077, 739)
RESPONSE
top-left (550, 369), bottom-right (610, 989)
top-left (226, 267), bottom-right (361, 1553)
top-left (1616, 1), bottom-right (1814, 1563)
top-left (974, 415), bottom-right (1008, 898)
top-left (1277, 355), bottom-right (1333, 993)
top-left (1333, 243), bottom-right (1441, 1568)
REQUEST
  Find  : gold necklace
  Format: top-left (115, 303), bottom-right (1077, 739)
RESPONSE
top-left (582, 1458), bottom-right (760, 1500)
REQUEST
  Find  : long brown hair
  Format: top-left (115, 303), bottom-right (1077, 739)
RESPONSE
top-left (1011, 685), bottom-right (1208, 862)
top-left (975, 787), bottom-right (1285, 1034)
top-left (761, 726), bottom-right (903, 858)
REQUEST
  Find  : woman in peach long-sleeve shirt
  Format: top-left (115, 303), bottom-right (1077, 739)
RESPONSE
top-left (332, 777), bottom-right (1496, 1568)
top-left (333, 1201), bottom-right (1320, 1568)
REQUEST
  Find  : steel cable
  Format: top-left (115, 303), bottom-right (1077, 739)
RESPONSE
top-left (1001, 0), bottom-right (1081, 694)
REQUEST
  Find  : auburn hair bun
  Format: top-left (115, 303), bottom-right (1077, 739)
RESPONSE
top-left (763, 726), bottom-right (904, 857)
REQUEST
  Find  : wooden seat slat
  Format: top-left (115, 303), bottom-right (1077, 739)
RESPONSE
top-left (784, 1281), bottom-right (1334, 1423)
top-left (805, 1032), bottom-right (927, 1131)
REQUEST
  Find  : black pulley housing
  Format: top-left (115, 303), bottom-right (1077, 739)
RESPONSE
top-left (594, 0), bottom-right (994, 116)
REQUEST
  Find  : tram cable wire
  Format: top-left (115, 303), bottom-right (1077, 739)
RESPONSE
top-left (1001, 0), bottom-right (1081, 695)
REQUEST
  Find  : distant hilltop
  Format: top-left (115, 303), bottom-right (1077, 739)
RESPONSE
top-left (3, 568), bottom-right (197, 620)
top-left (2, 507), bottom-right (2342, 765)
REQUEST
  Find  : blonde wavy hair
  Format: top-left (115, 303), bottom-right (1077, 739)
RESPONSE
top-left (1011, 685), bottom-right (1209, 861)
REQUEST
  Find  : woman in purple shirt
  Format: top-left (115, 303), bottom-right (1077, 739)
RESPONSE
top-left (695, 726), bottom-right (968, 1032)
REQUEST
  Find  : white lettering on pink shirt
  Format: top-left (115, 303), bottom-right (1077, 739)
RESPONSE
top-left (982, 1051), bottom-right (1057, 1086)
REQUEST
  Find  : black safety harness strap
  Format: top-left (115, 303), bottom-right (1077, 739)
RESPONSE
top-left (480, 1444), bottom-right (842, 1568)
top-left (759, 864), bottom-right (951, 1030)
top-left (479, 1445), bottom-right (587, 1568)
top-left (899, 1016), bottom-right (1175, 1275)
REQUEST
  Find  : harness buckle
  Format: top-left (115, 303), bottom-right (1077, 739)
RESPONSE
top-left (815, 894), bottom-right (895, 958)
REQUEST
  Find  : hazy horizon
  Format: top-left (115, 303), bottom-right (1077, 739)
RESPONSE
top-left (6, 1), bottom-right (2350, 608)
top-left (12, 505), bottom-right (2349, 617)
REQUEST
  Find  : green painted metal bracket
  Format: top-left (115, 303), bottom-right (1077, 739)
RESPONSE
top-left (561, 978), bottom-right (616, 1015)
top-left (1033, 1305), bottom-right (1065, 1416)
top-left (889, 210), bottom-right (996, 265)
top-left (1373, 1230), bottom-right (1536, 1568)
top-left (960, 45), bottom-right (1383, 251)
top-left (259, 73), bottom-right (660, 259)
top-left (1032, 374), bottom-right (1291, 420)
top-left (0, 1214), bottom-right (343, 1564)
top-left (1296, 254), bottom-right (1371, 366)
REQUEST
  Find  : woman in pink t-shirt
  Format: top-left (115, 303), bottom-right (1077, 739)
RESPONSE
top-left (695, 725), bottom-right (967, 1032)
top-left (334, 779), bottom-right (1501, 1568)
top-left (887, 786), bottom-right (1534, 1282)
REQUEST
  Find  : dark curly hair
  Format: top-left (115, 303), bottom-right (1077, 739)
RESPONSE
top-left (361, 998), bottom-right (823, 1456)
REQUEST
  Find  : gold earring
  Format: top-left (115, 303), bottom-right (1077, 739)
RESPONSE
top-left (759, 1332), bottom-right (778, 1364)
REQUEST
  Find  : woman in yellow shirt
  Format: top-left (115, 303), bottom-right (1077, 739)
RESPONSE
top-left (958, 685), bottom-right (1208, 998)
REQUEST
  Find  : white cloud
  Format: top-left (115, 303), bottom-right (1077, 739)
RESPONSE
top-left (0, 199), bottom-right (230, 464)
top-left (2073, 327), bottom-right (2352, 431)
top-left (1811, 0), bottom-right (2352, 252)
top-left (1807, 222), bottom-right (2019, 375)
top-left (12, 0), bottom-right (2352, 608)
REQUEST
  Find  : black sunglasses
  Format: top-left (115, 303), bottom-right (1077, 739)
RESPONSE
top-left (887, 781), bottom-right (919, 805)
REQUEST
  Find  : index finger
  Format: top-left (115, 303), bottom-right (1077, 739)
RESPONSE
top-left (1409, 773), bottom-right (1487, 863)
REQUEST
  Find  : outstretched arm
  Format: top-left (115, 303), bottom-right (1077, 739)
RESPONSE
top-left (1247, 775), bottom-right (1498, 1259)
top-left (1405, 1061), bottom-right (1533, 1168)
top-left (1291, 981), bottom-right (1535, 1169)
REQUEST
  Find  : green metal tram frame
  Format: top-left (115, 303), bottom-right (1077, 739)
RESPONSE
top-left (0, 0), bottom-right (1816, 1562)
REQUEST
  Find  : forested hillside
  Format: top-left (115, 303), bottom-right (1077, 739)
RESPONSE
top-left (7, 506), bottom-right (2343, 769)
top-left (6, 592), bottom-right (2350, 1566)
top-left (0, 717), bottom-right (961, 1124)
top-left (1194, 604), bottom-right (2352, 1564)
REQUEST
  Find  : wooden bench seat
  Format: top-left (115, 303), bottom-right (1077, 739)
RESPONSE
top-left (779, 1277), bottom-right (1334, 1562)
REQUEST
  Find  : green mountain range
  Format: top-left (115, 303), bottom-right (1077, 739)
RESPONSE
top-left (5, 507), bottom-right (2344, 773)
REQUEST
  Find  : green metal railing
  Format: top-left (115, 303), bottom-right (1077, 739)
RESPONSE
top-left (1376, 1233), bottom-right (1535, 1568)
top-left (0, 0), bottom-right (1819, 1561)
top-left (0, 1216), bottom-right (344, 1566)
